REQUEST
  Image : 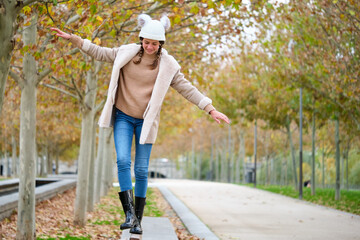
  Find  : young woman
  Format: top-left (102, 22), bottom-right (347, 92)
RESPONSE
top-left (51, 14), bottom-right (229, 235)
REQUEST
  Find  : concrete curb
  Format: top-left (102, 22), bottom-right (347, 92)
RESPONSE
top-left (156, 185), bottom-right (219, 240)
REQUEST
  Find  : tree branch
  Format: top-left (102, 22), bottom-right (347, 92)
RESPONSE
top-left (118, 1), bottom-right (171, 32)
top-left (39, 33), bottom-right (53, 53)
top-left (45, 2), bottom-right (55, 24)
top-left (40, 83), bottom-right (79, 100)
top-left (95, 99), bottom-right (105, 114)
top-left (122, 1), bottom-right (155, 10)
top-left (36, 68), bottom-right (52, 85)
top-left (71, 76), bottom-right (84, 103)
top-left (92, 19), bottom-right (108, 41)
top-left (8, 70), bottom-right (24, 88)
top-left (23, 0), bottom-right (38, 7)
top-left (66, 48), bottom-right (80, 55)
top-left (50, 76), bottom-right (75, 91)
top-left (168, 22), bottom-right (198, 34)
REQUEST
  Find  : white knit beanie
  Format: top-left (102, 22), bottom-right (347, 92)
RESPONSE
top-left (138, 14), bottom-right (170, 41)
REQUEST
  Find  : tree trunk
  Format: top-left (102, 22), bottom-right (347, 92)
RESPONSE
top-left (74, 110), bottom-right (93, 225)
top-left (242, 149), bottom-right (246, 184)
top-left (101, 128), bottom-right (113, 197)
top-left (299, 88), bottom-right (303, 199)
top-left (284, 156), bottom-right (288, 185)
top-left (36, 145), bottom-right (40, 177)
top-left (12, 131), bottom-right (17, 177)
top-left (16, 13), bottom-right (38, 240)
top-left (74, 60), bottom-right (98, 226)
top-left (341, 148), bottom-right (344, 188)
top-left (227, 125), bottom-right (232, 183)
top-left (236, 130), bottom-right (244, 183)
top-left (215, 147), bottom-right (219, 182)
top-left (46, 144), bottom-right (52, 175)
top-left (42, 146), bottom-right (48, 177)
top-left (345, 140), bottom-right (350, 190)
top-left (55, 147), bottom-right (59, 174)
top-left (106, 132), bottom-right (115, 192)
top-left (221, 140), bottom-right (227, 182)
top-left (40, 151), bottom-right (46, 177)
top-left (197, 152), bottom-right (201, 180)
top-left (191, 137), bottom-right (195, 179)
top-left (322, 138), bottom-right (325, 188)
top-left (264, 132), bottom-right (269, 185)
top-left (266, 156), bottom-right (269, 185)
top-left (95, 127), bottom-right (105, 202)
top-left (270, 158), bottom-right (274, 185)
top-left (311, 109), bottom-right (316, 195)
top-left (5, 151), bottom-right (10, 177)
top-left (254, 120), bottom-right (257, 187)
top-left (87, 120), bottom-right (97, 212)
top-left (209, 134), bottom-right (214, 181)
top-left (281, 159), bottom-right (286, 186)
top-left (0, 1), bottom-right (21, 116)
top-left (286, 116), bottom-right (298, 190)
top-left (335, 116), bottom-right (340, 200)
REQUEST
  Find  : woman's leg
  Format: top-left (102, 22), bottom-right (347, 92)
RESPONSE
top-left (133, 119), bottom-right (152, 198)
top-left (113, 109), bottom-right (134, 192)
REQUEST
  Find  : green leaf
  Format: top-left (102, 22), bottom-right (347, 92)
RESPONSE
top-left (207, 0), bottom-right (215, 9)
top-left (349, 10), bottom-right (355, 16)
top-left (174, 15), bottom-right (181, 24)
top-left (110, 29), bottom-right (116, 38)
top-left (90, 5), bottom-right (97, 15)
top-left (189, 2), bottom-right (199, 14)
top-left (52, 0), bottom-right (57, 5)
top-left (76, 7), bottom-right (83, 16)
top-left (80, 61), bottom-right (86, 70)
top-left (58, 58), bottom-right (65, 66)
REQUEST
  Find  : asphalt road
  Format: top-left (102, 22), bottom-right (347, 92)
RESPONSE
top-left (151, 179), bottom-right (360, 240)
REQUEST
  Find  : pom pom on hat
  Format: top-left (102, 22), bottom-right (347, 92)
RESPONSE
top-left (138, 14), bottom-right (152, 28)
top-left (138, 13), bottom-right (170, 41)
top-left (160, 14), bottom-right (171, 30)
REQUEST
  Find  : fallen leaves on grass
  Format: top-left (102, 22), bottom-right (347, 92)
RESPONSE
top-left (1, 186), bottom-right (202, 240)
top-left (1, 188), bottom-right (121, 239)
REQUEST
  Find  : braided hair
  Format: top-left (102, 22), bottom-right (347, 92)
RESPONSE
top-left (133, 37), bottom-right (164, 70)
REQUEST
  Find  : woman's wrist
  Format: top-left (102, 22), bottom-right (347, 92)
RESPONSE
top-left (204, 104), bottom-right (216, 114)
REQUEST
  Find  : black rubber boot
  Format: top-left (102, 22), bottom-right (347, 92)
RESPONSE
top-left (118, 190), bottom-right (139, 230)
top-left (130, 197), bottom-right (146, 234)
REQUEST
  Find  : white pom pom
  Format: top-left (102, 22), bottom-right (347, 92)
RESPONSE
top-left (138, 14), bottom-right (152, 28)
top-left (160, 15), bottom-right (171, 31)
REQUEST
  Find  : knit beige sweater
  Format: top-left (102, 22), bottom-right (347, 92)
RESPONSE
top-left (115, 53), bottom-right (159, 119)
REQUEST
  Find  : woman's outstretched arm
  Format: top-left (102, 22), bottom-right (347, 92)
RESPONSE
top-left (171, 70), bottom-right (230, 125)
top-left (50, 27), bottom-right (118, 63)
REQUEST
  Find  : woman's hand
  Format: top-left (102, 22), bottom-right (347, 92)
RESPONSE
top-left (50, 27), bottom-right (71, 40)
top-left (210, 110), bottom-right (230, 124)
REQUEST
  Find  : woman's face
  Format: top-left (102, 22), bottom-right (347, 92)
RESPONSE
top-left (142, 38), bottom-right (160, 55)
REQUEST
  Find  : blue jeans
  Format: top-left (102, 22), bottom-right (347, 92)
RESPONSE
top-left (113, 108), bottom-right (153, 198)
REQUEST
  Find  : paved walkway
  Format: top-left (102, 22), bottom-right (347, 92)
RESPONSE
top-left (120, 217), bottom-right (177, 240)
top-left (151, 179), bottom-right (360, 240)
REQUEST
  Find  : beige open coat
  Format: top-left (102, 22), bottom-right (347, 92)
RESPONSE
top-left (79, 39), bottom-right (212, 144)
